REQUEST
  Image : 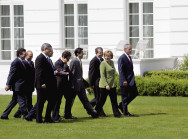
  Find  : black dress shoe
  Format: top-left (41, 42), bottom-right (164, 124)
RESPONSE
top-left (0, 116), bottom-right (9, 120)
top-left (43, 119), bottom-right (55, 124)
top-left (124, 112), bottom-right (134, 117)
top-left (24, 116), bottom-right (33, 122)
top-left (99, 114), bottom-right (108, 117)
top-left (14, 114), bottom-right (21, 118)
top-left (64, 116), bottom-right (77, 119)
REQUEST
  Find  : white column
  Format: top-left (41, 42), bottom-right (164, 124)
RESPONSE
top-left (59, 0), bottom-right (65, 48)
top-left (124, 0), bottom-right (129, 41)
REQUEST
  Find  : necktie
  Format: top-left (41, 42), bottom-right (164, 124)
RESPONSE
top-left (129, 55), bottom-right (132, 64)
top-left (22, 61), bottom-right (26, 69)
top-left (47, 57), bottom-right (54, 70)
top-left (80, 60), bottom-right (82, 69)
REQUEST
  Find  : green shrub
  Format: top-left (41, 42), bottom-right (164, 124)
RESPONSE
top-left (86, 71), bottom-right (188, 96)
top-left (144, 71), bottom-right (188, 79)
top-left (179, 54), bottom-right (188, 71)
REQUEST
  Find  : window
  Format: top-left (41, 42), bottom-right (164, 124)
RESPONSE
top-left (0, 4), bottom-right (24, 60)
top-left (129, 2), bottom-right (153, 58)
top-left (64, 3), bottom-right (88, 49)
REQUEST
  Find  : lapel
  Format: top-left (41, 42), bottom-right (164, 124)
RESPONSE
top-left (17, 57), bottom-right (26, 70)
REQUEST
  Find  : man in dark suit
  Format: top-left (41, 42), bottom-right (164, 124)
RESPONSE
top-left (89, 47), bottom-right (103, 107)
top-left (118, 44), bottom-right (138, 116)
top-left (14, 50), bottom-right (35, 118)
top-left (52, 51), bottom-right (77, 121)
top-left (35, 43), bottom-right (59, 123)
top-left (1, 48), bottom-right (28, 120)
top-left (70, 48), bottom-right (98, 118)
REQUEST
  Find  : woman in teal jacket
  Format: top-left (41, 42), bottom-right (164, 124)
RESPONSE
top-left (95, 50), bottom-right (121, 118)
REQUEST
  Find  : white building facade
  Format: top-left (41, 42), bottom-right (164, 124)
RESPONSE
top-left (0, 0), bottom-right (188, 93)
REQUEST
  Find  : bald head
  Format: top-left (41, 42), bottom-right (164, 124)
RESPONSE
top-left (25, 50), bottom-right (33, 61)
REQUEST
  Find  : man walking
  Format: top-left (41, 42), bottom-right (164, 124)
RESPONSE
top-left (118, 44), bottom-right (138, 116)
top-left (35, 43), bottom-right (58, 123)
top-left (1, 48), bottom-right (28, 120)
top-left (70, 48), bottom-right (98, 118)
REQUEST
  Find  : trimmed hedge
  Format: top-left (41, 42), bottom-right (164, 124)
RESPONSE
top-left (86, 71), bottom-right (188, 96)
top-left (144, 71), bottom-right (188, 79)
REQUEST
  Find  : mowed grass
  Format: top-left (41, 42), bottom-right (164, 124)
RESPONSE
top-left (0, 94), bottom-right (188, 139)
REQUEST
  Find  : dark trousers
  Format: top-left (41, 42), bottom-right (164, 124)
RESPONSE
top-left (52, 88), bottom-right (74, 120)
top-left (121, 84), bottom-right (138, 115)
top-left (36, 89), bottom-right (56, 123)
top-left (14, 91), bottom-right (33, 117)
top-left (90, 79), bottom-right (100, 107)
top-left (73, 87), bottom-right (96, 115)
top-left (1, 91), bottom-right (28, 118)
top-left (95, 88), bottom-right (121, 117)
top-left (26, 103), bottom-right (37, 119)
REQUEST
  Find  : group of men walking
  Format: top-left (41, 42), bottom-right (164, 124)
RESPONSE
top-left (0, 42), bottom-right (138, 123)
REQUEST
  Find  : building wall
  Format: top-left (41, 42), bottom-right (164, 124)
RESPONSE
top-left (154, 0), bottom-right (188, 58)
top-left (24, 0), bottom-right (61, 61)
top-left (87, 0), bottom-right (125, 59)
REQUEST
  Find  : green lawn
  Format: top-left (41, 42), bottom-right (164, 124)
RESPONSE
top-left (0, 95), bottom-right (188, 139)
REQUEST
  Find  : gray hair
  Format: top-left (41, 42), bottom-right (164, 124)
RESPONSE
top-left (95, 47), bottom-right (103, 54)
top-left (26, 50), bottom-right (33, 56)
top-left (124, 44), bottom-right (131, 49)
top-left (41, 43), bottom-right (52, 51)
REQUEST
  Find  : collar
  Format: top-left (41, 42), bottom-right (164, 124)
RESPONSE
top-left (76, 57), bottom-right (81, 62)
top-left (42, 52), bottom-right (48, 59)
top-left (18, 57), bottom-right (23, 63)
top-left (124, 53), bottom-right (130, 61)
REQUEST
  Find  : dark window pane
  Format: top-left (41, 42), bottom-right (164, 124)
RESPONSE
top-left (14, 40), bottom-right (24, 50)
top-left (1, 28), bottom-right (10, 38)
top-left (0, 5), bottom-right (10, 15)
top-left (65, 39), bottom-right (74, 49)
top-left (65, 27), bottom-right (74, 38)
top-left (14, 28), bottom-right (24, 38)
top-left (143, 3), bottom-right (153, 13)
top-left (14, 17), bottom-right (24, 27)
top-left (129, 15), bottom-right (139, 25)
top-left (143, 14), bottom-right (153, 25)
top-left (129, 38), bottom-right (139, 49)
top-left (1, 51), bottom-right (11, 60)
top-left (143, 26), bottom-right (153, 37)
top-left (78, 39), bottom-right (88, 45)
top-left (1, 40), bottom-right (11, 50)
top-left (129, 26), bottom-right (139, 37)
top-left (1, 17), bottom-right (10, 27)
top-left (65, 16), bottom-right (74, 26)
top-left (14, 5), bottom-right (23, 15)
top-left (129, 3), bottom-right (139, 13)
top-left (78, 16), bottom-right (88, 26)
top-left (65, 4), bottom-right (74, 14)
top-left (78, 4), bottom-right (87, 14)
top-left (78, 27), bottom-right (88, 38)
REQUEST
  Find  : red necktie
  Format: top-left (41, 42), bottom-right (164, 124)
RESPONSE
top-left (22, 61), bottom-right (26, 69)
top-left (129, 55), bottom-right (132, 64)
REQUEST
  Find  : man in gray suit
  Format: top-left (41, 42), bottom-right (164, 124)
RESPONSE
top-left (69, 48), bottom-right (98, 118)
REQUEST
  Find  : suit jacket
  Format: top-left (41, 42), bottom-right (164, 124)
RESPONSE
top-left (69, 57), bottom-right (84, 91)
top-left (118, 53), bottom-right (135, 87)
top-left (88, 56), bottom-right (103, 86)
top-left (55, 58), bottom-right (73, 91)
top-left (35, 53), bottom-right (57, 91)
top-left (6, 57), bottom-right (27, 92)
top-left (25, 60), bottom-right (35, 92)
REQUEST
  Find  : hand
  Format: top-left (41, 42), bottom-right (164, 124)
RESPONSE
top-left (71, 86), bottom-right (74, 89)
top-left (106, 85), bottom-right (110, 90)
top-left (55, 70), bottom-right (60, 75)
top-left (5, 86), bottom-right (10, 91)
top-left (65, 72), bottom-right (69, 75)
top-left (41, 84), bottom-right (46, 88)
top-left (123, 81), bottom-right (128, 87)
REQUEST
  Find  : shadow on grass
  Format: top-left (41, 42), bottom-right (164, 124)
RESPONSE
top-left (136, 113), bottom-right (167, 117)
